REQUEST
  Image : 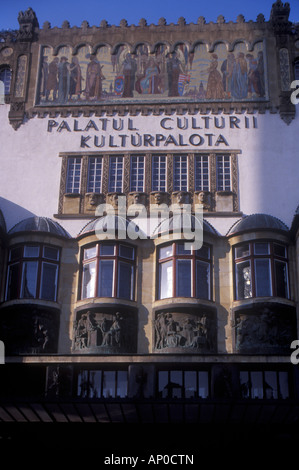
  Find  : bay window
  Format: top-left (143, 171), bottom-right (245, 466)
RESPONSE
top-left (81, 242), bottom-right (135, 300)
top-left (234, 241), bottom-right (289, 300)
top-left (157, 242), bottom-right (211, 300)
top-left (6, 244), bottom-right (60, 301)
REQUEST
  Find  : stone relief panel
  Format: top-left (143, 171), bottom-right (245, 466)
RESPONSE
top-left (154, 309), bottom-right (217, 353)
top-left (233, 304), bottom-right (296, 354)
top-left (36, 41), bottom-right (267, 106)
top-left (0, 306), bottom-right (60, 354)
top-left (72, 309), bottom-right (137, 353)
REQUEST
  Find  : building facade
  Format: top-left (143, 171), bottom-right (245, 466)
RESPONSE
top-left (0, 1), bottom-right (299, 439)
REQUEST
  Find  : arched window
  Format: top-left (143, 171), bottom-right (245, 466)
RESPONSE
top-left (0, 66), bottom-right (12, 98)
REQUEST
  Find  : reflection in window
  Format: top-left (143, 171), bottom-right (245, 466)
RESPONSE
top-left (158, 370), bottom-right (209, 399)
top-left (240, 370), bottom-right (289, 399)
top-left (81, 243), bottom-right (135, 300)
top-left (158, 242), bottom-right (211, 300)
top-left (77, 369), bottom-right (128, 398)
top-left (6, 244), bottom-right (60, 301)
top-left (235, 241), bottom-right (289, 300)
top-left (0, 66), bottom-right (11, 98)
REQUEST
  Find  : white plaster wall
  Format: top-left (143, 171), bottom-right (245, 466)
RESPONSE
top-left (0, 104), bottom-right (298, 237)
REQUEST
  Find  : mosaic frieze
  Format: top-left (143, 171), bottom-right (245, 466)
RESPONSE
top-left (154, 309), bottom-right (216, 353)
top-left (36, 41), bottom-right (267, 106)
top-left (233, 305), bottom-right (296, 354)
top-left (72, 309), bottom-right (137, 353)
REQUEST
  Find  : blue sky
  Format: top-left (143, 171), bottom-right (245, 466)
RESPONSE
top-left (0, 0), bottom-right (299, 30)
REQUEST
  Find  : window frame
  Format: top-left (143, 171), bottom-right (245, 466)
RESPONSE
top-left (216, 154), bottom-right (231, 191)
top-left (194, 154), bottom-right (209, 191)
top-left (156, 241), bottom-right (212, 300)
top-left (239, 368), bottom-right (290, 400)
top-left (130, 155), bottom-right (145, 192)
top-left (173, 154), bottom-right (188, 192)
top-left (80, 242), bottom-right (136, 301)
top-left (76, 368), bottom-right (128, 399)
top-left (5, 243), bottom-right (60, 302)
top-left (108, 155), bottom-right (124, 193)
top-left (66, 156), bottom-right (82, 194)
top-left (87, 156), bottom-right (103, 193)
top-left (152, 154), bottom-right (167, 192)
top-left (234, 240), bottom-right (289, 300)
top-left (157, 368), bottom-right (210, 399)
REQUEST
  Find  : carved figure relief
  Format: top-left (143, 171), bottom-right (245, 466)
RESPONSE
top-left (36, 41), bottom-right (267, 106)
top-left (154, 310), bottom-right (216, 353)
top-left (0, 307), bottom-right (59, 354)
top-left (73, 310), bottom-right (136, 353)
top-left (233, 305), bottom-right (296, 354)
top-left (195, 191), bottom-right (212, 211)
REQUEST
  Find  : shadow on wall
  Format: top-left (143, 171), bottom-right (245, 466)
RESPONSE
top-left (0, 197), bottom-right (35, 232)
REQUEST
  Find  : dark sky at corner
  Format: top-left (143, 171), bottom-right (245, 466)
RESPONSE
top-left (0, 0), bottom-right (299, 30)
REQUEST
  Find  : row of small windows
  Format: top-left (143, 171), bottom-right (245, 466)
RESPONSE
top-left (75, 368), bottom-right (290, 400)
top-left (66, 154), bottom-right (232, 194)
top-left (4, 240), bottom-right (290, 303)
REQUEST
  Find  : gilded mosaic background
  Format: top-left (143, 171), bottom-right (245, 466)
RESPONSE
top-left (36, 41), bottom-right (267, 105)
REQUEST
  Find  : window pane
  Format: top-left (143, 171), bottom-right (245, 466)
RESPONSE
top-left (174, 155), bottom-right (188, 191)
top-left (116, 371), bottom-right (128, 397)
top-left (235, 244), bottom-right (250, 259)
top-left (195, 245), bottom-right (210, 260)
top-left (24, 245), bottom-right (39, 258)
top-left (176, 244), bottom-right (191, 255)
top-left (103, 371), bottom-right (116, 398)
top-left (109, 157), bottom-right (123, 192)
top-left (275, 261), bottom-right (288, 298)
top-left (274, 243), bottom-right (286, 258)
top-left (185, 371), bottom-right (197, 398)
top-left (198, 371), bottom-right (209, 398)
top-left (195, 155), bottom-right (209, 191)
top-left (117, 262), bottom-right (133, 299)
top-left (78, 370), bottom-right (102, 398)
top-left (82, 261), bottom-right (96, 298)
top-left (9, 247), bottom-right (22, 261)
top-left (119, 244), bottom-right (134, 259)
top-left (152, 155), bottom-right (166, 192)
top-left (130, 156), bottom-right (145, 192)
top-left (265, 371), bottom-right (278, 399)
top-left (279, 372), bottom-right (289, 399)
top-left (21, 261), bottom-right (38, 298)
top-left (255, 259), bottom-right (271, 296)
top-left (100, 244), bottom-right (115, 256)
top-left (84, 246), bottom-right (97, 260)
top-left (158, 371), bottom-right (169, 398)
top-left (254, 242), bottom-right (269, 255)
top-left (159, 261), bottom-right (173, 299)
top-left (159, 244), bottom-right (173, 259)
top-left (40, 263), bottom-right (58, 301)
top-left (236, 261), bottom-right (252, 299)
top-left (240, 371), bottom-right (250, 399)
top-left (176, 260), bottom-right (191, 297)
top-left (98, 260), bottom-right (114, 297)
top-left (216, 155), bottom-right (231, 191)
top-left (196, 261), bottom-right (210, 300)
top-left (250, 371), bottom-right (263, 399)
top-left (170, 371), bottom-right (183, 398)
top-left (66, 157), bottom-right (81, 193)
top-left (6, 263), bottom-right (19, 300)
top-left (43, 246), bottom-right (59, 261)
top-left (87, 157), bottom-right (102, 193)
